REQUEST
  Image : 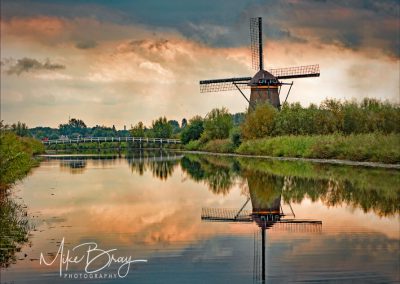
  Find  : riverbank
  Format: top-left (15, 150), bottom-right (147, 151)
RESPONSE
top-left (184, 133), bottom-right (400, 166)
top-left (0, 132), bottom-right (45, 190)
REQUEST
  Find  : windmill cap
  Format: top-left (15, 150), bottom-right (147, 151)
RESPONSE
top-left (249, 69), bottom-right (277, 85)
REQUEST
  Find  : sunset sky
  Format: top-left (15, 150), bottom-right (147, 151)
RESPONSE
top-left (1, 0), bottom-right (399, 128)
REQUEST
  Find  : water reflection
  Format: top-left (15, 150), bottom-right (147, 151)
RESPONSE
top-left (180, 156), bottom-right (237, 195)
top-left (181, 154), bottom-right (400, 217)
top-left (126, 150), bottom-right (182, 180)
top-left (2, 152), bottom-right (399, 283)
top-left (0, 190), bottom-right (33, 268)
top-left (201, 164), bottom-right (322, 282)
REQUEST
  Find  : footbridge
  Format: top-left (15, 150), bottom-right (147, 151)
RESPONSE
top-left (42, 136), bottom-right (181, 146)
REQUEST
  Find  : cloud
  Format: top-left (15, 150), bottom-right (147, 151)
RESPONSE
top-left (242, 0), bottom-right (400, 58)
top-left (75, 40), bottom-right (98, 49)
top-left (1, 1), bottom-right (398, 59)
top-left (4, 57), bottom-right (65, 75)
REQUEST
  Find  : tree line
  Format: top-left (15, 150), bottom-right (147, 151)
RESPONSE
top-left (4, 98), bottom-right (399, 144)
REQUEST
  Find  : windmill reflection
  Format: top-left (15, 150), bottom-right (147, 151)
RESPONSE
top-left (181, 155), bottom-right (399, 218)
top-left (201, 171), bottom-right (322, 282)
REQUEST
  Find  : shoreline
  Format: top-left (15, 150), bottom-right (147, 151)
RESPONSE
top-left (174, 150), bottom-right (400, 169)
top-left (42, 148), bottom-right (400, 169)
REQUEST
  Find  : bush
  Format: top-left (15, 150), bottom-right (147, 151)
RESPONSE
top-left (241, 103), bottom-right (277, 139)
top-left (237, 133), bottom-right (400, 163)
top-left (271, 99), bottom-right (400, 136)
top-left (202, 108), bottom-right (233, 141)
top-left (201, 139), bottom-right (235, 153)
top-left (0, 132), bottom-right (44, 190)
top-left (151, 117), bottom-right (172, 138)
top-left (181, 116), bottom-right (204, 144)
top-left (230, 127), bottom-right (242, 147)
top-left (185, 140), bottom-right (202, 151)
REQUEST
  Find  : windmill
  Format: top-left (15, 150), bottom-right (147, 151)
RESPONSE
top-left (199, 17), bottom-right (320, 110)
top-left (201, 189), bottom-right (322, 281)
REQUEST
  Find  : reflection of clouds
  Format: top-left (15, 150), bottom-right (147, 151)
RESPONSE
top-left (5, 155), bottom-right (399, 282)
top-left (266, 231), bottom-right (399, 282)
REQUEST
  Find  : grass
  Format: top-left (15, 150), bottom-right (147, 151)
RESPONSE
top-left (184, 133), bottom-right (400, 164)
top-left (185, 139), bottom-right (235, 153)
top-left (236, 133), bottom-right (400, 164)
top-left (0, 132), bottom-right (45, 190)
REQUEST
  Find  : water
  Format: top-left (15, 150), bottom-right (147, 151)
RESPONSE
top-left (1, 151), bottom-right (399, 283)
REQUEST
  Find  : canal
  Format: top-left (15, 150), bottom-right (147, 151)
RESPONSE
top-left (1, 150), bottom-right (399, 283)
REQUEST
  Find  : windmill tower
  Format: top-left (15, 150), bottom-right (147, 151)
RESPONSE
top-left (201, 188), bottom-right (322, 281)
top-left (199, 17), bottom-right (320, 110)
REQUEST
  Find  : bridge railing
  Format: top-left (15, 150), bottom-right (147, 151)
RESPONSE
top-left (42, 136), bottom-right (181, 145)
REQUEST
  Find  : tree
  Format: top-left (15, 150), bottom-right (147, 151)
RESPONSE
top-left (202, 107), bottom-right (233, 141)
top-left (168, 120), bottom-right (180, 134)
top-left (181, 116), bottom-right (204, 144)
top-left (151, 117), bottom-right (172, 138)
top-left (181, 118), bottom-right (187, 129)
top-left (59, 118), bottom-right (87, 137)
top-left (10, 121), bottom-right (29, 137)
top-left (131, 121), bottom-right (145, 137)
top-left (241, 103), bottom-right (277, 139)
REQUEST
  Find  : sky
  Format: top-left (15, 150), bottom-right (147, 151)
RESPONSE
top-left (1, 0), bottom-right (399, 128)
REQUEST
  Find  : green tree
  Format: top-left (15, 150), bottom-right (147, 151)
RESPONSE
top-left (202, 108), bottom-right (233, 141)
top-left (181, 118), bottom-right (188, 129)
top-left (181, 116), bottom-right (204, 144)
top-left (241, 103), bottom-right (277, 139)
top-left (131, 121), bottom-right (145, 137)
top-left (10, 122), bottom-right (29, 137)
top-left (59, 118), bottom-right (87, 137)
top-left (168, 120), bottom-right (180, 134)
top-left (151, 117), bottom-right (172, 138)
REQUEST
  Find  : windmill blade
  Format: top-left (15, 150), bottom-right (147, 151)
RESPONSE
top-left (269, 64), bottom-right (320, 80)
top-left (250, 17), bottom-right (263, 70)
top-left (201, 207), bottom-right (253, 222)
top-left (199, 77), bottom-right (251, 93)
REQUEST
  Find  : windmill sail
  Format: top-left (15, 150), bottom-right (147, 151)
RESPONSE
top-left (250, 17), bottom-right (263, 70)
top-left (199, 77), bottom-right (251, 93)
top-left (269, 64), bottom-right (320, 79)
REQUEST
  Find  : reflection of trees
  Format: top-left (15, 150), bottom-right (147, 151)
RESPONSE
top-left (181, 155), bottom-right (400, 217)
top-left (282, 176), bottom-right (399, 217)
top-left (126, 150), bottom-right (180, 181)
top-left (180, 156), bottom-right (237, 195)
top-left (56, 155), bottom-right (119, 174)
top-left (0, 191), bottom-right (32, 268)
top-left (245, 171), bottom-right (283, 211)
top-left (148, 160), bottom-right (178, 181)
top-left (59, 160), bottom-right (87, 174)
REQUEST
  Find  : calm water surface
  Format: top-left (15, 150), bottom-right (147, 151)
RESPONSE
top-left (1, 151), bottom-right (399, 283)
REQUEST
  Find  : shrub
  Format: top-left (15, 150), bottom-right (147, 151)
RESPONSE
top-left (181, 116), bottom-right (204, 144)
top-left (0, 132), bottom-right (44, 190)
top-left (185, 140), bottom-right (202, 151)
top-left (151, 117), bottom-right (172, 138)
top-left (202, 108), bottom-right (233, 141)
top-left (241, 103), bottom-right (277, 139)
top-left (201, 139), bottom-right (235, 153)
top-left (230, 127), bottom-right (242, 147)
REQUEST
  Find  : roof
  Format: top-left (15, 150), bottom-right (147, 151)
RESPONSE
top-left (249, 69), bottom-right (276, 85)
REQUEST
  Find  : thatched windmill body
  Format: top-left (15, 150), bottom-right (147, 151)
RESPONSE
top-left (200, 17), bottom-right (320, 110)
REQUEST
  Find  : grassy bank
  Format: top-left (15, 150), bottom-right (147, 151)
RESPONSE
top-left (185, 133), bottom-right (400, 164)
top-left (0, 132), bottom-right (45, 190)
